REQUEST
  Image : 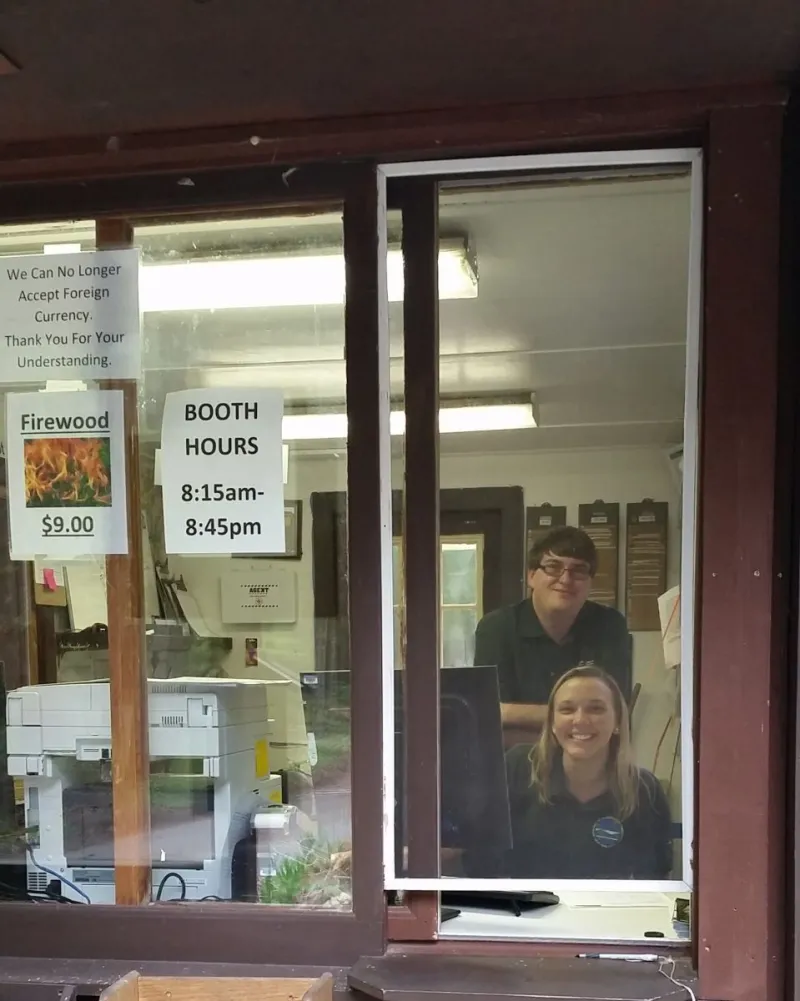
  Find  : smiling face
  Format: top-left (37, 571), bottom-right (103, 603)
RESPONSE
top-left (528, 551), bottom-right (592, 620)
top-left (551, 676), bottom-right (618, 763)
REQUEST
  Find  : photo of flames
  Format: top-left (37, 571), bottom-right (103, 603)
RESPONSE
top-left (24, 437), bottom-right (112, 508)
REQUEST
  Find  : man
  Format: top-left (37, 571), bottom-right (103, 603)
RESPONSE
top-left (474, 526), bottom-right (632, 740)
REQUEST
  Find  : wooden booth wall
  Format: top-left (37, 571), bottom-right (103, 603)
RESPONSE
top-left (0, 16), bottom-right (792, 999)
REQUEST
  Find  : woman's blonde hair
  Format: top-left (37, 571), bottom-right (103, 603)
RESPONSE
top-left (529, 664), bottom-right (639, 819)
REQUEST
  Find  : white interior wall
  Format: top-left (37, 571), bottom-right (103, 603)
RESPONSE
top-left (174, 443), bottom-right (684, 810)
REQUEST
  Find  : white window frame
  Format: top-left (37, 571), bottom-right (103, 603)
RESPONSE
top-left (375, 148), bottom-right (703, 894)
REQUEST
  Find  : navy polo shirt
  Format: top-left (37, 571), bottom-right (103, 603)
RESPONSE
top-left (474, 598), bottom-right (632, 704)
top-left (467, 745), bottom-right (673, 879)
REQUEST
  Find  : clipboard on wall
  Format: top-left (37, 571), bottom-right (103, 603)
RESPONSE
top-left (526, 504), bottom-right (567, 558)
top-left (579, 500), bottom-right (620, 609)
top-left (625, 499), bottom-right (669, 631)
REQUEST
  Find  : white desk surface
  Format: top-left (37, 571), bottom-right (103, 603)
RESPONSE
top-left (440, 891), bottom-right (688, 943)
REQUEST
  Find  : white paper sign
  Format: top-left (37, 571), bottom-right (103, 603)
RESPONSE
top-left (0, 249), bottom-right (141, 382)
top-left (6, 390), bottom-right (129, 558)
top-left (658, 585), bottom-right (681, 669)
top-left (160, 388), bottom-right (285, 554)
top-left (220, 569), bottom-right (297, 623)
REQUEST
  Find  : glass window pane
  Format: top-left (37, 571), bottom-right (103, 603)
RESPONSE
top-left (441, 541), bottom-right (479, 606)
top-left (442, 607), bottom-right (477, 667)
top-left (393, 541), bottom-right (403, 601)
top-left (136, 210), bottom-right (352, 908)
top-left (436, 169), bottom-right (691, 888)
top-left (0, 222), bottom-right (104, 903)
top-left (394, 166), bottom-right (694, 915)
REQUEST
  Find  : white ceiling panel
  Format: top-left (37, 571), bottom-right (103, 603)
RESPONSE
top-left (139, 172), bottom-right (693, 452)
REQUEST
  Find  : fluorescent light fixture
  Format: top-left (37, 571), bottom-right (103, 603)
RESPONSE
top-left (42, 381), bottom-right (87, 392)
top-left (282, 396), bottom-right (537, 441)
top-left (43, 238), bottom-right (476, 310)
top-left (43, 243), bottom-right (82, 255)
top-left (137, 239), bottom-right (477, 312)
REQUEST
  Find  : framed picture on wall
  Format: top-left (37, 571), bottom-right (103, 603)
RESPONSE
top-left (234, 500), bottom-right (303, 560)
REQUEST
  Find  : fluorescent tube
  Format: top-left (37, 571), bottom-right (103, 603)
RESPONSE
top-left (138, 243), bottom-right (476, 312)
top-left (281, 401), bottom-right (536, 441)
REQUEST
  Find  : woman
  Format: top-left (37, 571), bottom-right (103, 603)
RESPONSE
top-left (497, 664), bottom-right (672, 879)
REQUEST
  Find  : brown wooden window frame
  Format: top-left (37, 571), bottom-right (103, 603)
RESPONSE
top-left (0, 162), bottom-right (388, 967)
top-left (0, 100), bottom-right (787, 1001)
top-left (380, 117), bottom-right (791, 1001)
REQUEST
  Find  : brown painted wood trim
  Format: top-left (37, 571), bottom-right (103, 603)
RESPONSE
top-left (0, 84), bottom-right (783, 187)
top-left (400, 180), bottom-right (441, 877)
top-left (97, 218), bottom-right (152, 905)
top-left (342, 164), bottom-right (390, 937)
top-left (438, 487), bottom-right (525, 608)
top-left (350, 952), bottom-right (695, 1001)
top-left (0, 958), bottom-right (346, 989)
top-left (0, 164), bottom-right (358, 225)
top-left (696, 105), bottom-right (788, 1001)
top-left (786, 94), bottom-right (800, 1001)
top-left (387, 894), bottom-right (439, 942)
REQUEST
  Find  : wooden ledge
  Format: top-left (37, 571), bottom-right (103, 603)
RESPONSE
top-left (349, 954), bottom-right (697, 1001)
top-left (0, 962), bottom-right (351, 996)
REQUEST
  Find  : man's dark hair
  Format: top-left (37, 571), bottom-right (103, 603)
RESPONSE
top-left (527, 526), bottom-right (597, 576)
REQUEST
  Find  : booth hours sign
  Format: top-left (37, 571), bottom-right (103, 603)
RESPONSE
top-left (160, 388), bottom-right (286, 555)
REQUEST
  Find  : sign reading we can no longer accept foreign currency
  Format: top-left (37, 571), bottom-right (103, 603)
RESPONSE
top-left (0, 249), bottom-right (141, 382)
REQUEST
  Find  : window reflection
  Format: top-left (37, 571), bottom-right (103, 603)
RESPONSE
top-left (137, 212), bottom-right (353, 907)
top-left (394, 168), bottom-right (692, 916)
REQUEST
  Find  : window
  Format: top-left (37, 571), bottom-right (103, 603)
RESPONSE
top-left (0, 195), bottom-right (383, 929)
top-left (384, 151), bottom-right (701, 943)
top-left (126, 211), bottom-right (354, 908)
top-left (393, 535), bottom-right (484, 669)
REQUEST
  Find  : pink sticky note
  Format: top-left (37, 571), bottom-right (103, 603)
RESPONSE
top-left (43, 568), bottom-right (57, 592)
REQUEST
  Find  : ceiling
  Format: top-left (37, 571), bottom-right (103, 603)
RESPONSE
top-left (0, 1), bottom-right (796, 146)
top-left (133, 169), bottom-right (692, 455)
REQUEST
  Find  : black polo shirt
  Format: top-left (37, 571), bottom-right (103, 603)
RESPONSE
top-left (467, 745), bottom-right (673, 879)
top-left (474, 598), bottom-right (632, 704)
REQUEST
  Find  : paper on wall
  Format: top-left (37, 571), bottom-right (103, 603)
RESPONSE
top-left (64, 522), bottom-right (161, 630)
top-left (173, 586), bottom-right (225, 639)
top-left (64, 557), bottom-right (107, 630)
top-left (33, 558), bottom-right (65, 589)
top-left (657, 585), bottom-right (681, 669)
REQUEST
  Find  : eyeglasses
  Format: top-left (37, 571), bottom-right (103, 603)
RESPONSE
top-left (537, 561), bottom-right (592, 581)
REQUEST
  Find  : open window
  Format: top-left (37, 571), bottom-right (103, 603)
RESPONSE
top-left (381, 150), bottom-right (702, 943)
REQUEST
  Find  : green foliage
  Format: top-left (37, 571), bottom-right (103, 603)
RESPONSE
top-left (258, 835), bottom-right (349, 906)
top-left (0, 825), bottom-right (37, 850)
top-left (259, 857), bottom-right (308, 904)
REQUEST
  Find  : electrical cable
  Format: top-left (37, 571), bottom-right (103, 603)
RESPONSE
top-left (156, 871), bottom-right (187, 901)
top-left (658, 957), bottom-right (698, 1001)
top-left (667, 721), bottom-right (681, 800)
top-left (648, 595), bottom-right (680, 775)
top-left (0, 877), bottom-right (72, 903)
top-left (25, 843), bottom-right (91, 904)
top-left (651, 713), bottom-right (674, 775)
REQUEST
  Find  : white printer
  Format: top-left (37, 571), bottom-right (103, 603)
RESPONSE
top-left (6, 678), bottom-right (282, 903)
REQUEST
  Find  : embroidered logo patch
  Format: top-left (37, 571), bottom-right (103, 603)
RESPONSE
top-left (592, 815), bottom-right (624, 848)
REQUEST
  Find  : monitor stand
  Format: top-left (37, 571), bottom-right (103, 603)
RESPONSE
top-left (441, 890), bottom-right (560, 917)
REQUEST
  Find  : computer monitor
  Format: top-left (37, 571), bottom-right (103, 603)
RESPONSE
top-left (394, 665), bottom-right (513, 869)
top-left (299, 666), bottom-right (513, 870)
